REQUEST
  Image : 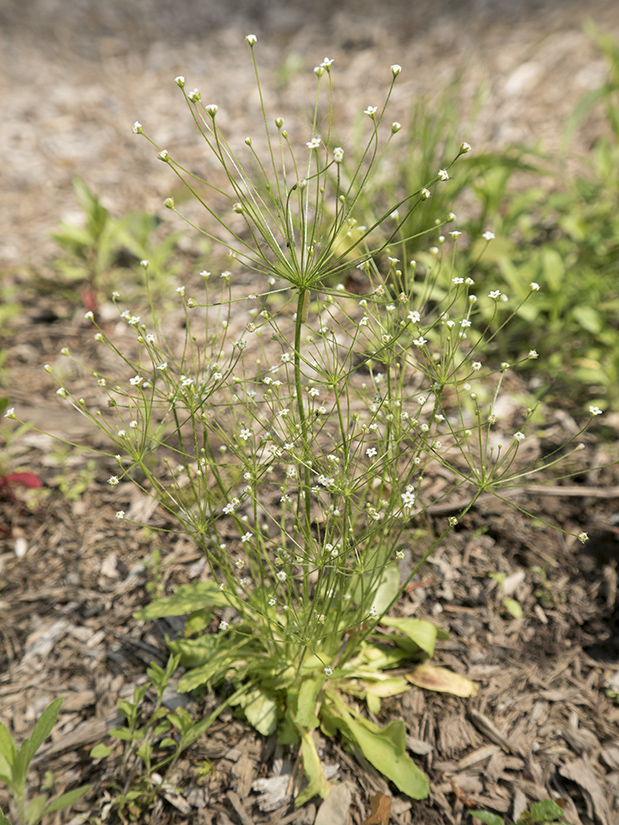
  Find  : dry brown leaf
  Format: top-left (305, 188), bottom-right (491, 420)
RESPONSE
top-left (405, 664), bottom-right (478, 697)
top-left (362, 792), bottom-right (392, 825)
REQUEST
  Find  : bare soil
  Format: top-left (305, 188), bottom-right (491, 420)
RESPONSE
top-left (2, 2), bottom-right (619, 824)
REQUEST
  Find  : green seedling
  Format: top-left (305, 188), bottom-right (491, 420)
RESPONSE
top-left (0, 698), bottom-right (91, 825)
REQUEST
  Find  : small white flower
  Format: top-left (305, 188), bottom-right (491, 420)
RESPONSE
top-left (240, 428), bottom-right (252, 440)
top-left (175, 75), bottom-right (185, 88)
top-left (333, 146), bottom-right (344, 163)
top-left (323, 666), bottom-right (333, 677)
top-left (364, 105), bottom-right (377, 118)
top-left (460, 142), bottom-right (472, 153)
top-left (472, 362), bottom-right (482, 371)
top-left (528, 350), bottom-right (539, 359)
top-left (129, 375), bottom-right (143, 386)
top-left (176, 286), bottom-right (185, 296)
top-left (84, 311), bottom-right (94, 321)
top-left (530, 282), bottom-right (540, 291)
top-left (448, 516), bottom-right (458, 527)
top-left (401, 487), bottom-right (416, 509)
top-left (4, 407), bottom-right (15, 419)
top-left (276, 570), bottom-right (287, 582)
top-left (408, 310), bottom-right (421, 323)
top-left (391, 121), bottom-right (401, 133)
top-left (132, 121), bottom-right (143, 134)
top-left (482, 231), bottom-right (495, 241)
top-left (450, 230), bottom-right (462, 239)
top-left (391, 64), bottom-right (402, 76)
top-left (452, 277), bottom-right (464, 285)
top-left (306, 136), bottom-right (321, 150)
top-left (488, 290), bottom-right (501, 300)
top-left (115, 511), bottom-right (125, 519)
top-left (108, 476), bottom-right (120, 486)
top-left (366, 447), bottom-right (378, 458)
top-left (412, 336), bottom-right (427, 347)
top-left (219, 620), bottom-right (229, 631)
top-left (513, 432), bottom-right (525, 442)
top-left (578, 532), bottom-right (589, 544)
top-left (321, 57), bottom-right (334, 69)
top-left (589, 405), bottom-right (603, 416)
top-left (56, 388), bottom-right (67, 398)
top-left (421, 188), bottom-right (431, 199)
top-left (268, 597), bottom-right (276, 606)
top-left (278, 408), bottom-right (290, 417)
top-left (369, 606), bottom-right (378, 618)
top-left (241, 532), bottom-right (253, 543)
top-left (157, 149), bottom-right (170, 162)
top-left (438, 169), bottom-right (449, 181)
top-left (245, 33), bottom-right (257, 45)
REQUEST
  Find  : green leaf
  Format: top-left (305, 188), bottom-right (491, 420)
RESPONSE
top-left (90, 743), bottom-right (112, 759)
top-left (520, 799), bottom-right (567, 823)
top-left (469, 811), bottom-right (504, 825)
top-left (134, 581), bottom-right (229, 621)
top-left (0, 808), bottom-right (11, 825)
top-left (295, 728), bottom-right (332, 807)
top-left (110, 728), bottom-right (134, 742)
top-left (370, 564), bottom-right (401, 613)
top-left (380, 617), bottom-right (440, 658)
top-left (361, 676), bottom-right (409, 697)
top-left (239, 688), bottom-right (278, 736)
top-left (324, 693), bottom-right (429, 799)
top-left (503, 597), bottom-right (523, 619)
top-left (26, 793), bottom-right (47, 825)
top-left (25, 698), bottom-right (63, 766)
top-left (0, 724), bottom-right (16, 770)
top-left (365, 692), bottom-right (381, 715)
top-left (42, 785), bottom-right (92, 816)
top-left (294, 676), bottom-right (324, 730)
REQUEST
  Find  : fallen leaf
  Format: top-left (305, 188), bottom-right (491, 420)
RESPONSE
top-left (362, 792), bottom-right (391, 825)
top-left (315, 783), bottom-right (352, 825)
top-left (405, 664), bottom-right (478, 697)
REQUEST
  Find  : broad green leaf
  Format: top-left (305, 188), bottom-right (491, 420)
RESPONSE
top-left (134, 581), bottom-right (229, 621)
top-left (168, 634), bottom-right (223, 669)
top-left (110, 728), bottom-right (134, 741)
top-left (42, 785), bottom-right (92, 816)
top-left (365, 692), bottom-right (381, 715)
top-left (361, 676), bottom-right (409, 697)
top-left (371, 564), bottom-right (401, 613)
top-left (522, 799), bottom-right (567, 823)
top-left (241, 688), bottom-right (278, 736)
top-left (294, 676), bottom-right (324, 730)
top-left (295, 728), bottom-right (332, 807)
top-left (90, 743), bottom-right (112, 759)
top-left (380, 617), bottom-right (440, 658)
top-left (470, 811), bottom-right (504, 825)
top-left (325, 693), bottom-right (429, 799)
top-left (572, 305), bottom-right (602, 335)
top-left (26, 793), bottom-right (47, 825)
top-left (405, 664), bottom-right (478, 697)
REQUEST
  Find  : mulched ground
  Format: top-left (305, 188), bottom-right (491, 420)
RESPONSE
top-left (2, 2), bottom-right (619, 823)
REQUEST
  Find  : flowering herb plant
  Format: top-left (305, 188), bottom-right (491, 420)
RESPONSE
top-left (8, 36), bottom-right (603, 805)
